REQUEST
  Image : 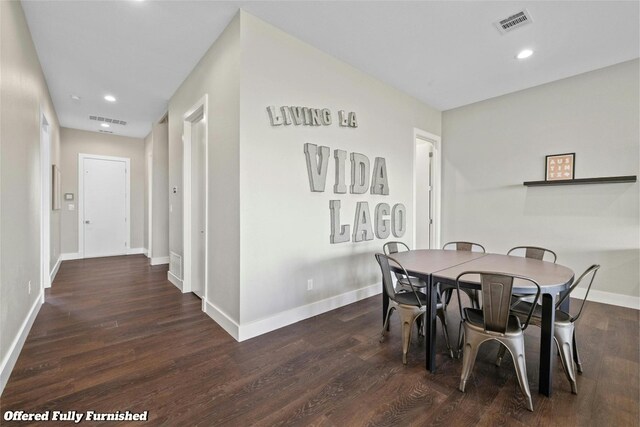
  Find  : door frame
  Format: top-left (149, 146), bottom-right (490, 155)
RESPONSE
top-left (413, 129), bottom-right (442, 250)
top-left (182, 94), bottom-right (208, 307)
top-left (147, 149), bottom-right (153, 259)
top-left (78, 153), bottom-right (131, 258)
top-left (40, 112), bottom-right (51, 297)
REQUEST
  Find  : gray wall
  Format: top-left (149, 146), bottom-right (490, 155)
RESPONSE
top-left (0, 0), bottom-right (61, 390)
top-left (442, 59), bottom-right (639, 298)
top-left (60, 128), bottom-right (146, 253)
top-left (145, 122), bottom-right (169, 260)
top-left (144, 132), bottom-right (152, 251)
top-left (238, 11), bottom-right (442, 325)
top-left (168, 14), bottom-right (241, 320)
top-left (150, 122), bottom-right (169, 259)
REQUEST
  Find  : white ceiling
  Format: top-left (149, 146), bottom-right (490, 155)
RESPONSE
top-left (22, 1), bottom-right (639, 138)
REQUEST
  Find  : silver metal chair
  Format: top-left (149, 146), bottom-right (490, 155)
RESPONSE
top-left (442, 241), bottom-right (486, 309)
top-left (455, 271), bottom-right (541, 412)
top-left (495, 245), bottom-right (556, 366)
top-left (376, 253), bottom-right (426, 364)
top-left (382, 243), bottom-right (455, 358)
top-left (443, 241), bottom-right (486, 253)
top-left (382, 241), bottom-right (424, 293)
top-left (506, 264), bottom-right (600, 394)
top-left (507, 246), bottom-right (557, 263)
top-left (507, 245), bottom-right (557, 306)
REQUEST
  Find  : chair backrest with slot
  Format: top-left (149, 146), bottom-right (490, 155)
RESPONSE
top-left (375, 253), bottom-right (422, 307)
top-left (508, 246), bottom-right (557, 263)
top-left (455, 271), bottom-right (541, 333)
top-left (383, 241), bottom-right (410, 255)
top-left (443, 241), bottom-right (486, 253)
top-left (556, 264), bottom-right (600, 322)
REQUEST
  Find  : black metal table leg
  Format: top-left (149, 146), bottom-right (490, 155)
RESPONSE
top-left (382, 282), bottom-right (389, 330)
top-left (539, 293), bottom-right (556, 396)
top-left (426, 275), bottom-right (437, 372)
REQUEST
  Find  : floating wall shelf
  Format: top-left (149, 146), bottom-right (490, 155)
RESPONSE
top-left (523, 175), bottom-right (637, 187)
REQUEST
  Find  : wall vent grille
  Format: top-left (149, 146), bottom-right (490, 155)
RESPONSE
top-left (495, 9), bottom-right (533, 34)
top-left (89, 115), bottom-right (127, 126)
top-left (170, 252), bottom-right (183, 280)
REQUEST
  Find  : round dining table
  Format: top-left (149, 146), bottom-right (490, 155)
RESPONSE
top-left (387, 249), bottom-right (574, 397)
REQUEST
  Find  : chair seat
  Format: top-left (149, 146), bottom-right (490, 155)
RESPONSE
top-left (464, 307), bottom-right (523, 334)
top-left (395, 290), bottom-right (427, 306)
top-left (397, 277), bottom-right (426, 288)
top-left (511, 301), bottom-right (573, 325)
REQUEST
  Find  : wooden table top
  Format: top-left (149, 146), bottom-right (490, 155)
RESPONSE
top-left (387, 249), bottom-right (487, 279)
top-left (433, 253), bottom-right (575, 294)
top-left (388, 250), bottom-right (574, 294)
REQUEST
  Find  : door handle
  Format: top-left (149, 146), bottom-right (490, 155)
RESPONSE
top-left (85, 220), bottom-right (91, 224)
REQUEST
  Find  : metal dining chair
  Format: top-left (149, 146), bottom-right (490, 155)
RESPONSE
top-left (455, 271), bottom-right (541, 412)
top-left (443, 241), bottom-right (486, 253)
top-left (504, 264), bottom-right (600, 394)
top-left (383, 242), bottom-right (424, 293)
top-left (382, 243), bottom-right (455, 358)
top-left (376, 253), bottom-right (427, 364)
top-left (508, 246), bottom-right (557, 263)
top-left (507, 245), bottom-right (557, 306)
top-left (442, 241), bottom-right (486, 309)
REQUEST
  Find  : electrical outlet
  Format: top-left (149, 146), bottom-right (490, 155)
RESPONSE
top-left (307, 279), bottom-right (313, 291)
top-left (28, 280), bottom-right (31, 294)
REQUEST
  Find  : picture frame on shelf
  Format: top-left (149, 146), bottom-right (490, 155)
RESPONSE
top-left (545, 153), bottom-right (575, 181)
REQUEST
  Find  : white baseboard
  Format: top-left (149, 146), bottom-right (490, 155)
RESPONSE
top-left (151, 256), bottom-right (170, 266)
top-left (0, 291), bottom-right (43, 395)
top-left (49, 256), bottom-right (61, 285)
top-left (203, 299), bottom-right (240, 340)
top-left (61, 250), bottom-right (151, 260)
top-left (236, 282), bottom-right (381, 342)
top-left (167, 271), bottom-right (183, 292)
top-left (60, 252), bottom-right (81, 261)
top-left (572, 287), bottom-right (639, 310)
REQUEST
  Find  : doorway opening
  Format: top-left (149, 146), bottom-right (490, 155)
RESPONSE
top-left (78, 154), bottom-right (130, 258)
top-left (182, 95), bottom-right (208, 306)
top-left (414, 130), bottom-right (441, 249)
top-left (40, 113), bottom-right (51, 298)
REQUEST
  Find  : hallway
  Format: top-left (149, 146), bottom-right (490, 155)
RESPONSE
top-left (1, 256), bottom-right (638, 425)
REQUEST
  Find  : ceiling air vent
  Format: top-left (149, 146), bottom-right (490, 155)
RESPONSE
top-left (495, 9), bottom-right (533, 34)
top-left (89, 115), bottom-right (127, 126)
top-left (99, 130), bottom-right (113, 134)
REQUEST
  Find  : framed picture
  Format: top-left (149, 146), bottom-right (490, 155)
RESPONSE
top-left (52, 165), bottom-right (61, 210)
top-left (545, 153), bottom-right (575, 181)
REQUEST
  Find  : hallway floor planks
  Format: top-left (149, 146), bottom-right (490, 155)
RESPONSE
top-left (1, 255), bottom-right (638, 426)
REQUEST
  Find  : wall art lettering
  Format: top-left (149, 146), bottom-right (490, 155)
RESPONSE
top-left (267, 106), bottom-right (357, 128)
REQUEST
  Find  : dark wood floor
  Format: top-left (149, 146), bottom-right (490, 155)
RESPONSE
top-left (1, 255), bottom-right (638, 426)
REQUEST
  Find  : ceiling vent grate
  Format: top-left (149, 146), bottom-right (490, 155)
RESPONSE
top-left (495, 9), bottom-right (533, 34)
top-left (89, 115), bottom-right (127, 126)
top-left (99, 130), bottom-right (113, 134)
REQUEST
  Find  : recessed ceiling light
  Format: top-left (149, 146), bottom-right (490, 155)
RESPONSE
top-left (101, 123), bottom-right (110, 128)
top-left (70, 95), bottom-right (81, 101)
top-left (104, 95), bottom-right (116, 102)
top-left (516, 49), bottom-right (534, 59)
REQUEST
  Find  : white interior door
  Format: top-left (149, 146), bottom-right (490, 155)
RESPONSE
top-left (191, 118), bottom-right (206, 298)
top-left (82, 156), bottom-right (128, 258)
top-left (415, 140), bottom-right (433, 248)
